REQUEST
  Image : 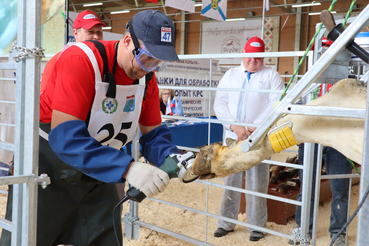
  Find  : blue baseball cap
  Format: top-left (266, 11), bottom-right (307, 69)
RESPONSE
top-left (131, 10), bottom-right (179, 61)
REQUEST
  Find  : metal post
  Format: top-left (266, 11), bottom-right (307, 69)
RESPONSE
top-left (21, 0), bottom-right (42, 245)
top-left (10, 0), bottom-right (43, 245)
top-left (65, 0), bottom-right (69, 44)
top-left (357, 63), bottom-right (369, 245)
top-left (311, 144), bottom-right (323, 246)
top-left (294, 0), bottom-right (302, 81)
top-left (123, 79), bottom-right (144, 240)
top-left (299, 143), bottom-right (315, 246)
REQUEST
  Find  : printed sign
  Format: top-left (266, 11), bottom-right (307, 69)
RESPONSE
top-left (157, 59), bottom-right (224, 117)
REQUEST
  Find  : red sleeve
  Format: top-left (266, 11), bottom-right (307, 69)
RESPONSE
top-left (40, 52), bottom-right (59, 93)
top-left (51, 46), bottom-right (98, 121)
top-left (139, 73), bottom-right (162, 126)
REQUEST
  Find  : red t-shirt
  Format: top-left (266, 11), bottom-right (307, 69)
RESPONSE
top-left (40, 52), bottom-right (60, 93)
top-left (39, 40), bottom-right (161, 127)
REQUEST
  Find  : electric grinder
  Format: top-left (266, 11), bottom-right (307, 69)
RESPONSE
top-left (118, 152), bottom-right (199, 205)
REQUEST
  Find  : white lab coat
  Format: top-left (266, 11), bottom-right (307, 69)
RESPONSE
top-left (214, 62), bottom-right (284, 232)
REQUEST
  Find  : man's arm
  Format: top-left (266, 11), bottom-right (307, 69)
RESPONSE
top-left (48, 110), bottom-right (134, 183)
top-left (140, 123), bottom-right (161, 136)
top-left (139, 123), bottom-right (180, 167)
top-left (51, 110), bottom-right (82, 130)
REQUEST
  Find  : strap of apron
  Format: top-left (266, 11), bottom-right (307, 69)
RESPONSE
top-left (40, 43), bottom-right (100, 141)
top-left (133, 72), bottom-right (152, 101)
top-left (143, 72), bottom-right (153, 101)
top-left (87, 40), bottom-right (118, 99)
top-left (73, 43), bottom-right (102, 83)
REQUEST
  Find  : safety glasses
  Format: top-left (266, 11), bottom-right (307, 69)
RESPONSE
top-left (134, 46), bottom-right (168, 72)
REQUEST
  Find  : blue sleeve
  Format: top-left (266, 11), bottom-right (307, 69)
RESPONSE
top-left (139, 124), bottom-right (180, 167)
top-left (48, 120), bottom-right (134, 183)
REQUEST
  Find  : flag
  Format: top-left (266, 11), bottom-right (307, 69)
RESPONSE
top-left (166, 96), bottom-right (173, 115)
top-left (144, 0), bottom-right (158, 3)
top-left (165, 0), bottom-right (195, 13)
top-left (174, 96), bottom-right (184, 116)
top-left (201, 0), bottom-right (227, 22)
top-left (170, 97), bottom-right (176, 114)
top-left (264, 0), bottom-right (269, 12)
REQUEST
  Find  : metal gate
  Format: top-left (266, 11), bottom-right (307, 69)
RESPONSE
top-left (0, 0), bottom-right (50, 245)
top-left (123, 4), bottom-right (369, 246)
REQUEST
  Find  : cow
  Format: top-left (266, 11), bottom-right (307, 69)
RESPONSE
top-left (192, 78), bottom-right (366, 179)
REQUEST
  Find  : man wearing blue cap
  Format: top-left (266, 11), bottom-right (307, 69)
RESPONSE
top-left (1, 10), bottom-right (186, 246)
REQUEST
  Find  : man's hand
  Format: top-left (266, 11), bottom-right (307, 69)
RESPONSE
top-left (125, 162), bottom-right (170, 198)
top-left (248, 126), bottom-right (256, 133)
top-left (230, 125), bottom-right (252, 141)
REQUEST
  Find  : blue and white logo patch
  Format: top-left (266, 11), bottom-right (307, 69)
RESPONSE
top-left (102, 97), bottom-right (118, 114)
top-left (123, 95), bottom-right (135, 113)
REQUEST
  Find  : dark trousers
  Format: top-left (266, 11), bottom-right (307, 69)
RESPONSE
top-left (0, 123), bottom-right (122, 246)
top-left (295, 144), bottom-right (352, 236)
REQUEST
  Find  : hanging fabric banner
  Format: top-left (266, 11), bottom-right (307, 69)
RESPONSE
top-left (165, 0), bottom-right (196, 13)
top-left (264, 0), bottom-right (270, 12)
top-left (201, 0), bottom-right (227, 22)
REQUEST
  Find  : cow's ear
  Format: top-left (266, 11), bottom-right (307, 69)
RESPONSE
top-left (226, 138), bottom-right (238, 147)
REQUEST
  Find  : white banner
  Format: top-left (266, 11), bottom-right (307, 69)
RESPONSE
top-left (157, 60), bottom-right (224, 117)
top-left (165, 0), bottom-right (195, 13)
top-left (201, 19), bottom-right (262, 64)
top-left (201, 0), bottom-right (227, 22)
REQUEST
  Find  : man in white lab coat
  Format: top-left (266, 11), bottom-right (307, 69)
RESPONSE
top-left (213, 36), bottom-right (284, 242)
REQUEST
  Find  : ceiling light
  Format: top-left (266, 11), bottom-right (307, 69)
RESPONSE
top-left (83, 2), bottom-right (103, 7)
top-left (110, 10), bottom-right (130, 14)
top-left (292, 1), bottom-right (321, 8)
top-left (195, 3), bottom-right (202, 7)
top-left (225, 18), bottom-right (246, 22)
top-left (309, 10), bottom-right (336, 16)
top-left (102, 26), bottom-right (112, 30)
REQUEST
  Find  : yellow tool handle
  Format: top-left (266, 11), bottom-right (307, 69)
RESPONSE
top-left (268, 125), bottom-right (297, 153)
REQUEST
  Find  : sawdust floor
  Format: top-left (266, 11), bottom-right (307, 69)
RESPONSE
top-left (0, 147), bottom-right (361, 245)
top-left (120, 183), bottom-right (360, 246)
top-left (120, 147), bottom-right (360, 246)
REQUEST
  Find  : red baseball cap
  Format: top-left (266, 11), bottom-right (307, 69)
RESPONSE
top-left (244, 36), bottom-right (265, 53)
top-left (73, 10), bottom-right (106, 30)
top-left (322, 37), bottom-right (334, 47)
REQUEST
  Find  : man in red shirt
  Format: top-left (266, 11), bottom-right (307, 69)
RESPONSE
top-left (1, 10), bottom-right (190, 246)
top-left (40, 10), bottom-right (105, 92)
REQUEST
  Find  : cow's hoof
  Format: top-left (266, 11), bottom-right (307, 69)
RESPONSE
top-left (192, 146), bottom-right (214, 175)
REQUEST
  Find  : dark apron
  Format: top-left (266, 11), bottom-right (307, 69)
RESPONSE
top-left (0, 123), bottom-right (122, 246)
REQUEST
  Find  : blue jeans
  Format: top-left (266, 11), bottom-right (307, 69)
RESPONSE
top-left (295, 144), bottom-right (352, 236)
